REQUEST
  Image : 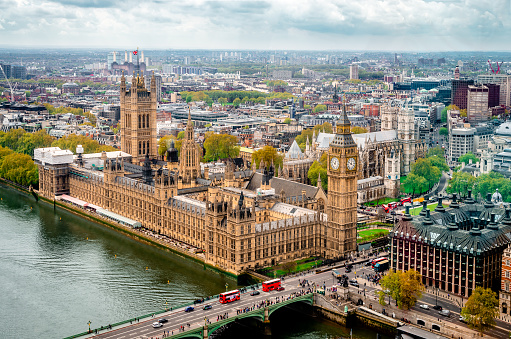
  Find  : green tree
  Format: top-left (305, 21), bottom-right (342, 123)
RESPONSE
top-left (177, 131), bottom-right (185, 140)
top-left (307, 153), bottom-right (328, 191)
top-left (203, 133), bottom-right (239, 162)
top-left (218, 97), bottom-right (227, 105)
top-left (439, 127), bottom-right (448, 136)
top-left (401, 173), bottom-right (429, 196)
top-left (428, 155), bottom-right (449, 172)
top-left (313, 104), bottom-right (327, 113)
top-left (0, 152), bottom-right (39, 186)
top-left (446, 171), bottom-right (476, 196)
top-left (411, 158), bottom-right (441, 189)
top-left (378, 269), bottom-right (424, 310)
top-left (441, 104), bottom-right (460, 123)
top-left (461, 287), bottom-right (499, 336)
top-left (233, 98), bottom-right (241, 108)
top-left (458, 152), bottom-right (479, 165)
top-left (252, 146), bottom-right (283, 170)
top-left (427, 146), bottom-right (444, 158)
top-left (283, 118), bottom-right (292, 124)
top-left (205, 123), bottom-right (212, 128)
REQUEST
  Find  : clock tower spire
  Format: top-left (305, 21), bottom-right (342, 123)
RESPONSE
top-left (326, 99), bottom-right (358, 258)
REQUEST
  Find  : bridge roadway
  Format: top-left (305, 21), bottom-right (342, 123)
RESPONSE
top-left (85, 270), bottom-right (333, 339)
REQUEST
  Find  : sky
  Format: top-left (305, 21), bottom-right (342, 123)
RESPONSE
top-left (0, 0), bottom-right (510, 51)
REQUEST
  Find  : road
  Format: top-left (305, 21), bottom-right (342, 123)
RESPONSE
top-left (86, 257), bottom-right (510, 339)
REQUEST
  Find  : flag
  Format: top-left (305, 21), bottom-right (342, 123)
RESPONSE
top-left (133, 51), bottom-right (138, 55)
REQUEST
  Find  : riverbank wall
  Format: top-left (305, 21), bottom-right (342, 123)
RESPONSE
top-left (0, 180), bottom-right (240, 281)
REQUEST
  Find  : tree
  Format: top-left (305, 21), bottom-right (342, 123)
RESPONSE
top-left (411, 158), bottom-right (441, 189)
top-left (460, 109), bottom-right (467, 117)
top-left (283, 118), bottom-right (292, 124)
top-left (203, 133), bottom-right (239, 162)
top-left (0, 152), bottom-right (39, 186)
top-left (281, 261), bottom-right (297, 275)
top-left (401, 173), bottom-right (428, 196)
top-left (218, 97), bottom-right (227, 105)
top-left (177, 131), bottom-right (185, 140)
top-left (427, 146), bottom-right (444, 158)
top-left (446, 171), bottom-right (476, 196)
top-left (378, 269), bottom-right (424, 310)
top-left (441, 104), bottom-right (460, 123)
top-left (51, 134), bottom-right (116, 154)
top-left (186, 95), bottom-right (192, 103)
top-left (233, 98), bottom-right (241, 108)
top-left (461, 287), bottom-right (499, 336)
top-left (439, 127), bottom-right (448, 136)
top-left (252, 146), bottom-right (283, 170)
top-left (351, 126), bottom-right (367, 134)
top-left (428, 155), bottom-right (449, 172)
top-left (313, 104), bottom-right (327, 113)
top-left (458, 152), bottom-right (479, 165)
top-left (205, 123), bottom-right (212, 128)
top-left (308, 153), bottom-right (328, 191)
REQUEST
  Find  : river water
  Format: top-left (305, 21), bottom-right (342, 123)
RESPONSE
top-left (0, 183), bottom-right (390, 339)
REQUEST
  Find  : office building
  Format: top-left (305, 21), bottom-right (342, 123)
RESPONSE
top-left (10, 65), bottom-right (27, 80)
top-left (449, 127), bottom-right (475, 164)
top-left (451, 79), bottom-right (474, 109)
top-left (392, 193), bottom-right (511, 298)
top-left (467, 85), bottom-right (489, 122)
top-left (478, 74), bottom-right (511, 107)
top-left (350, 64), bottom-right (358, 80)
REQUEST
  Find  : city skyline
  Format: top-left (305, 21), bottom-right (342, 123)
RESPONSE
top-left (0, 0), bottom-right (510, 51)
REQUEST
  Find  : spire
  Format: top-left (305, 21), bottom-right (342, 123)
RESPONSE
top-left (317, 172), bottom-right (322, 188)
top-left (185, 106), bottom-right (194, 141)
top-left (336, 94), bottom-right (351, 134)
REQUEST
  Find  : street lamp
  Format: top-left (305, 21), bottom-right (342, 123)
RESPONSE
top-left (87, 320), bottom-right (92, 333)
top-left (164, 298), bottom-right (168, 311)
top-left (225, 283), bottom-right (228, 292)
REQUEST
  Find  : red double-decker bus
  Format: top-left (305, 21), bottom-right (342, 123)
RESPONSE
top-left (262, 279), bottom-right (281, 292)
top-left (219, 290), bottom-right (240, 304)
top-left (371, 257), bottom-right (387, 268)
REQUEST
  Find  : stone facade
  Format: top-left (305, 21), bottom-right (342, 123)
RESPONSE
top-left (501, 244), bottom-right (511, 317)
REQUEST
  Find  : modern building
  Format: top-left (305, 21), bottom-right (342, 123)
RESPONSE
top-left (478, 74), bottom-right (510, 107)
top-left (10, 65), bottom-right (27, 80)
top-left (448, 127), bottom-right (475, 165)
top-left (350, 64), bottom-right (359, 80)
top-left (391, 192), bottom-right (511, 298)
top-left (451, 79), bottom-right (474, 109)
top-left (467, 85), bottom-right (489, 122)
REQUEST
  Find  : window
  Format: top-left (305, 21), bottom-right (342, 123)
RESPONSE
top-left (506, 271), bottom-right (510, 278)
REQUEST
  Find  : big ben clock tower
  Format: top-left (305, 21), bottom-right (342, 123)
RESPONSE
top-left (327, 103), bottom-right (358, 259)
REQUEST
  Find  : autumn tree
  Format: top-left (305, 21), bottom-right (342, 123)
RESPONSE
top-left (0, 152), bottom-right (39, 186)
top-left (158, 135), bottom-right (183, 157)
top-left (252, 146), bottom-right (283, 170)
top-left (283, 118), bottom-right (292, 124)
top-left (308, 153), bottom-right (328, 191)
top-left (52, 134), bottom-right (116, 154)
top-left (378, 269), bottom-right (424, 310)
top-left (351, 126), bottom-right (367, 134)
top-left (294, 122), bottom-right (333, 151)
top-left (461, 287), bottom-right (499, 336)
top-left (203, 133), bottom-right (239, 162)
top-left (313, 104), bottom-right (327, 113)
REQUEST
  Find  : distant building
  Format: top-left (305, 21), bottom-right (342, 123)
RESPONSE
top-left (271, 70), bottom-right (292, 80)
top-left (478, 74), bottom-right (510, 107)
top-left (451, 79), bottom-right (474, 109)
top-left (349, 64), bottom-right (359, 80)
top-left (501, 244), bottom-right (511, 318)
top-left (467, 85), bottom-right (489, 122)
top-left (10, 65), bottom-right (27, 80)
top-left (62, 82), bottom-right (80, 95)
top-left (449, 127), bottom-right (475, 165)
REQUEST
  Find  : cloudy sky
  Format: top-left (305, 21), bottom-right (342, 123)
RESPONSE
top-left (0, 0), bottom-right (510, 51)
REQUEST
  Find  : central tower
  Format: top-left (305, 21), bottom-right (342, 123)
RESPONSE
top-left (326, 104), bottom-right (359, 258)
top-left (179, 108), bottom-right (201, 187)
top-left (120, 71), bottom-right (157, 164)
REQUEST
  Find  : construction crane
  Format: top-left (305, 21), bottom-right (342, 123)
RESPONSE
top-left (0, 64), bottom-right (14, 102)
top-left (487, 59), bottom-right (503, 75)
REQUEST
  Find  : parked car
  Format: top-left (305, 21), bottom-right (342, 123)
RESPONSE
top-left (349, 280), bottom-right (359, 287)
top-left (203, 305), bottom-right (212, 310)
top-left (439, 309), bottom-right (451, 317)
top-left (276, 286), bottom-right (285, 291)
top-left (419, 304), bottom-right (429, 310)
top-left (152, 322), bottom-right (162, 328)
top-left (432, 305), bottom-right (442, 311)
top-left (345, 269), bottom-right (352, 273)
top-left (185, 306), bottom-right (194, 312)
top-left (158, 318), bottom-right (168, 323)
top-left (250, 290), bottom-right (260, 296)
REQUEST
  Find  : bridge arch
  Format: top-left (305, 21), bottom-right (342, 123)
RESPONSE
top-left (267, 295), bottom-right (314, 318)
top-left (208, 311), bottom-right (265, 334)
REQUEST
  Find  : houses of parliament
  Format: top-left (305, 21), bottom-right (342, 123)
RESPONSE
top-left (34, 72), bottom-right (358, 275)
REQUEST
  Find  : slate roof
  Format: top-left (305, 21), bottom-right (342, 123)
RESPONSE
top-left (393, 196), bottom-right (511, 256)
top-left (352, 130), bottom-right (397, 148)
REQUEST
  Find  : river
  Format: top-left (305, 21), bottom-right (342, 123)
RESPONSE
top-left (0, 183), bottom-right (390, 339)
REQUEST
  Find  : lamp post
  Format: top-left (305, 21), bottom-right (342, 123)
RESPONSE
top-left (164, 298), bottom-right (168, 311)
top-left (225, 283), bottom-right (228, 292)
top-left (87, 320), bottom-right (92, 333)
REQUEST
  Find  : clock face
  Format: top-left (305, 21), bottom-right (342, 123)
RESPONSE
top-left (330, 157), bottom-right (340, 170)
top-left (347, 157), bottom-right (357, 171)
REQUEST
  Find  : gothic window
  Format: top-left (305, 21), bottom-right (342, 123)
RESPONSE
top-left (139, 142), bottom-right (142, 155)
top-left (138, 115), bottom-right (141, 128)
top-left (146, 114), bottom-right (149, 128)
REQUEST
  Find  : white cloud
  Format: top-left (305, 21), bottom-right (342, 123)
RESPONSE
top-left (0, 0), bottom-right (508, 50)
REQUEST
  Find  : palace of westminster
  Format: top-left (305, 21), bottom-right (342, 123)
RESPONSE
top-left (34, 73), bottom-right (379, 275)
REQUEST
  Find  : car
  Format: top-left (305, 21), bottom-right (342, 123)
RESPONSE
top-left (345, 269), bottom-right (352, 273)
top-left (203, 304), bottom-right (212, 310)
top-left (365, 261), bottom-right (372, 266)
top-left (158, 318), bottom-right (168, 323)
top-left (250, 290), bottom-right (260, 296)
top-left (432, 305), bottom-right (442, 311)
top-left (419, 304), bottom-right (429, 310)
top-left (184, 306), bottom-right (194, 312)
top-left (276, 286), bottom-right (285, 291)
top-left (459, 315), bottom-right (467, 323)
top-left (439, 309), bottom-right (451, 317)
top-left (152, 322), bottom-right (162, 328)
top-left (349, 280), bottom-right (359, 287)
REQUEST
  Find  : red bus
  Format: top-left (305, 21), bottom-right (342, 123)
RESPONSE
top-left (262, 279), bottom-right (281, 292)
top-left (371, 257), bottom-right (387, 268)
top-left (219, 290), bottom-right (240, 304)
